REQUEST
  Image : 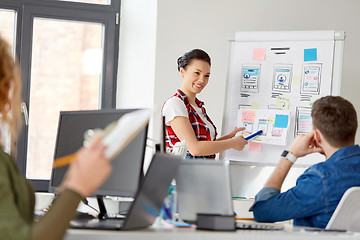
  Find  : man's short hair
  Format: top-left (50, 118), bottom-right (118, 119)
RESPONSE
top-left (312, 96), bottom-right (358, 148)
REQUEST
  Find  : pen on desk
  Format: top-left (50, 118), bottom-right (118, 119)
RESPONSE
top-left (236, 218), bottom-right (255, 221)
top-left (161, 203), bottom-right (172, 220)
top-left (53, 154), bottom-right (76, 168)
top-left (244, 130), bottom-right (263, 141)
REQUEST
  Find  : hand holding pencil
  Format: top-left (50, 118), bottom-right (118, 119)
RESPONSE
top-left (59, 137), bottom-right (112, 197)
top-left (53, 154), bottom-right (77, 168)
top-left (245, 130), bottom-right (263, 140)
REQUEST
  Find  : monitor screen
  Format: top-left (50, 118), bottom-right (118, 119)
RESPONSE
top-left (49, 109), bottom-right (148, 197)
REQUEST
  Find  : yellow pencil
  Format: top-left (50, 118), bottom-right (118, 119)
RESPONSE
top-left (53, 153), bottom-right (77, 168)
top-left (236, 218), bottom-right (255, 221)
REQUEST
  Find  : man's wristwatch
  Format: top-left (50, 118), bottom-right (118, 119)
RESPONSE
top-left (281, 150), bottom-right (297, 163)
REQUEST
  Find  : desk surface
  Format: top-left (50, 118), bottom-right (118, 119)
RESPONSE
top-left (64, 225), bottom-right (360, 240)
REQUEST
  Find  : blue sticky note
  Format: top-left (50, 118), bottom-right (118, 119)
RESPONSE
top-left (168, 221), bottom-right (194, 227)
top-left (274, 114), bottom-right (288, 128)
top-left (304, 48), bottom-right (317, 62)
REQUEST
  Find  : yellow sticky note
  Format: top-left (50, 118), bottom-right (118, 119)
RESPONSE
top-left (267, 117), bottom-right (275, 125)
top-left (293, 76), bottom-right (301, 84)
top-left (241, 132), bottom-right (250, 138)
top-left (253, 136), bottom-right (262, 142)
top-left (251, 102), bottom-right (260, 109)
top-left (276, 96), bottom-right (290, 110)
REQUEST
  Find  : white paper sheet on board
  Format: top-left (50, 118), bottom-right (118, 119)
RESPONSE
top-left (237, 109), bottom-right (290, 146)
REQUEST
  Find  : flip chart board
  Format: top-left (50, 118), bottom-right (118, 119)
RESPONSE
top-left (221, 31), bottom-right (345, 165)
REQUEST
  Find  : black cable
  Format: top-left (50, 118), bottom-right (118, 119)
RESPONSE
top-left (82, 198), bottom-right (99, 213)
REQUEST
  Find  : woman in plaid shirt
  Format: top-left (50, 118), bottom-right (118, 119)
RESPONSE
top-left (162, 49), bottom-right (248, 159)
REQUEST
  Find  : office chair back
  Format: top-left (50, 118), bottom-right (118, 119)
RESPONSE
top-left (326, 187), bottom-right (360, 232)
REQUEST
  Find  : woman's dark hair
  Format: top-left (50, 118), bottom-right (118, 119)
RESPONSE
top-left (177, 49), bottom-right (211, 71)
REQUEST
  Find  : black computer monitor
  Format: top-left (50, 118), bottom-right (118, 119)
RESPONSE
top-left (155, 116), bottom-right (166, 153)
top-left (49, 109), bottom-right (148, 198)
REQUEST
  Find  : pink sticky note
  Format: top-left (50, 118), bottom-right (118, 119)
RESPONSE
top-left (241, 110), bottom-right (256, 124)
top-left (253, 48), bottom-right (266, 61)
top-left (249, 141), bottom-right (262, 152)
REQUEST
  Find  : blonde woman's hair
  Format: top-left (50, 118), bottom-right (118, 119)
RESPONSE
top-left (0, 35), bottom-right (23, 154)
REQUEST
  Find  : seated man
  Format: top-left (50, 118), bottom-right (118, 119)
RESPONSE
top-left (250, 96), bottom-right (360, 228)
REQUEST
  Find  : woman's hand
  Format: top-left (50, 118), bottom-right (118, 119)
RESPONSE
top-left (231, 135), bottom-right (248, 151)
top-left (217, 127), bottom-right (245, 141)
top-left (61, 137), bottom-right (112, 197)
top-left (228, 127), bottom-right (246, 138)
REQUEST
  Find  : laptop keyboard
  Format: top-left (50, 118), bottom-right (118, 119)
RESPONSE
top-left (236, 220), bottom-right (284, 230)
top-left (70, 218), bottom-right (125, 230)
top-left (70, 218), bottom-right (284, 231)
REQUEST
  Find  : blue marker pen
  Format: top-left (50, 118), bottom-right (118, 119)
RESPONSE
top-left (245, 130), bottom-right (263, 140)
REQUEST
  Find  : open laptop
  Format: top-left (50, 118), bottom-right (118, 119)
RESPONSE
top-left (70, 153), bottom-right (182, 230)
top-left (176, 159), bottom-right (284, 230)
top-left (176, 160), bottom-right (234, 223)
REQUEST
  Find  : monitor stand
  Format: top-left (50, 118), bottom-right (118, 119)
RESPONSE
top-left (96, 195), bottom-right (126, 220)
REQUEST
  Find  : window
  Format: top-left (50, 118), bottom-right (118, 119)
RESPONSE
top-left (0, 9), bottom-right (16, 51)
top-left (27, 18), bottom-right (103, 179)
top-left (0, 0), bottom-right (120, 191)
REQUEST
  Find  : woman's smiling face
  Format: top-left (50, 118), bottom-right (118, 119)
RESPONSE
top-left (180, 59), bottom-right (210, 96)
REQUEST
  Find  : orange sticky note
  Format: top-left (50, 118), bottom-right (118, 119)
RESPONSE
top-left (249, 141), bottom-right (262, 152)
top-left (253, 48), bottom-right (266, 61)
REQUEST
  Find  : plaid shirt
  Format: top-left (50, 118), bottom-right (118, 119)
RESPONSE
top-left (164, 89), bottom-right (217, 159)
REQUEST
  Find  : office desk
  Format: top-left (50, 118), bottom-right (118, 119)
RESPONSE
top-left (64, 226), bottom-right (360, 240)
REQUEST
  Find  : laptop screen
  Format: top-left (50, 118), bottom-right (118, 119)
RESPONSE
top-left (176, 160), bottom-right (234, 223)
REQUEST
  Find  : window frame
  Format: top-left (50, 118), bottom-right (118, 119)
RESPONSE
top-left (0, 0), bottom-right (120, 191)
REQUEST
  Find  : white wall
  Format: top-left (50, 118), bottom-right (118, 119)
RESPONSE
top-left (118, 0), bottom-right (360, 147)
top-left (117, 0), bottom-right (157, 110)
top-left (117, 0), bottom-right (158, 169)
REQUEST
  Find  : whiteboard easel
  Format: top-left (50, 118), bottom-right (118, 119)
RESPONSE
top-left (221, 31), bottom-right (345, 166)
